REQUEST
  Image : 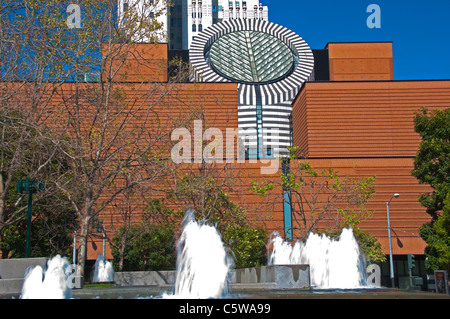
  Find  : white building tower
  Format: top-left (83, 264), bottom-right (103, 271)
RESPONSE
top-left (169, 0), bottom-right (268, 50)
top-left (219, 0), bottom-right (268, 21)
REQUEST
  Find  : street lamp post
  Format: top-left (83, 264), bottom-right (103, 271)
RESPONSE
top-left (386, 193), bottom-right (400, 288)
top-left (16, 178), bottom-right (44, 258)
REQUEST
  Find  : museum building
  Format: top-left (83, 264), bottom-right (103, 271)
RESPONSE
top-left (79, 18), bottom-right (449, 288)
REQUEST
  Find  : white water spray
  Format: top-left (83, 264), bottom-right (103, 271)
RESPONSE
top-left (92, 254), bottom-right (114, 283)
top-left (20, 255), bottom-right (73, 299)
top-left (269, 228), bottom-right (368, 289)
top-left (164, 209), bottom-right (232, 299)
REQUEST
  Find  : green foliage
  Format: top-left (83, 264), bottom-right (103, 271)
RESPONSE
top-left (111, 223), bottom-right (177, 272)
top-left (111, 188), bottom-right (268, 271)
top-left (204, 193), bottom-right (269, 269)
top-left (223, 224), bottom-right (268, 268)
top-left (418, 190), bottom-right (450, 272)
top-left (412, 107), bottom-right (450, 218)
top-left (145, 198), bottom-right (184, 226)
top-left (412, 107), bottom-right (450, 272)
top-left (354, 229), bottom-right (386, 264)
top-left (249, 180), bottom-right (275, 198)
top-left (0, 202), bottom-right (76, 259)
top-left (211, 197), bottom-right (268, 268)
top-left (110, 198), bottom-right (181, 271)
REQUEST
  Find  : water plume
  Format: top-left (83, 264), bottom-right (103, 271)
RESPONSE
top-left (92, 254), bottom-right (114, 283)
top-left (269, 228), bottom-right (368, 289)
top-left (165, 209), bottom-right (232, 299)
top-left (20, 255), bottom-right (73, 299)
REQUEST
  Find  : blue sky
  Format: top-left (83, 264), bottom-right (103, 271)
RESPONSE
top-left (264, 0), bottom-right (450, 80)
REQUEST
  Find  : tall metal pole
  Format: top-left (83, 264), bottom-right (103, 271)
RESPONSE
top-left (386, 193), bottom-right (399, 289)
top-left (386, 201), bottom-right (395, 288)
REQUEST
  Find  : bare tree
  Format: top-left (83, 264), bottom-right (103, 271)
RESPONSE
top-left (104, 174), bottom-right (147, 272)
top-left (165, 85), bottom-right (242, 221)
top-left (0, 0), bottom-right (82, 238)
top-left (1, 0), bottom-right (182, 275)
top-left (41, 0), bottom-right (191, 276)
top-left (251, 150), bottom-right (376, 241)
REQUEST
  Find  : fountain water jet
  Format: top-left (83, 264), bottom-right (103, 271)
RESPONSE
top-left (164, 209), bottom-right (232, 299)
top-left (20, 255), bottom-right (73, 299)
top-left (269, 228), bottom-right (368, 289)
top-left (92, 254), bottom-right (114, 283)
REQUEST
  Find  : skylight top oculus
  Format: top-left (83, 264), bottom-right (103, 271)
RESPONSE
top-left (189, 19), bottom-right (314, 105)
top-left (207, 31), bottom-right (294, 84)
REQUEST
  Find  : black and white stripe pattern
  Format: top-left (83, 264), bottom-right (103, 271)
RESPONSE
top-left (189, 19), bottom-right (314, 156)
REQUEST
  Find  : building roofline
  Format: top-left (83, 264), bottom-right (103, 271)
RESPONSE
top-left (324, 41), bottom-right (393, 49)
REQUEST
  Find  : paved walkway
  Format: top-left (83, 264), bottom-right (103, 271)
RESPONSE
top-left (2, 285), bottom-right (449, 299)
top-left (70, 286), bottom-right (450, 299)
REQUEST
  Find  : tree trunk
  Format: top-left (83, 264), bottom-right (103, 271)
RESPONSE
top-left (76, 213), bottom-right (91, 278)
top-left (0, 172), bottom-right (5, 232)
top-left (119, 236), bottom-right (126, 272)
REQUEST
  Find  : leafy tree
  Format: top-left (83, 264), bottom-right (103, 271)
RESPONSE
top-left (109, 196), bottom-right (182, 272)
top-left (223, 222), bottom-right (268, 269)
top-left (111, 223), bottom-right (177, 272)
top-left (0, 202), bottom-right (76, 259)
top-left (412, 107), bottom-right (450, 272)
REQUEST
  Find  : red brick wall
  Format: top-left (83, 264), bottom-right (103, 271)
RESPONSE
top-left (327, 42), bottom-right (394, 81)
top-left (293, 81), bottom-right (450, 158)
